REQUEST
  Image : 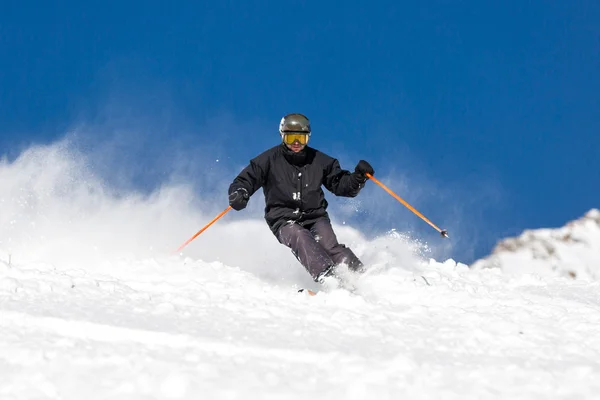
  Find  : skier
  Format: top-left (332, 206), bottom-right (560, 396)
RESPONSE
top-left (228, 113), bottom-right (374, 283)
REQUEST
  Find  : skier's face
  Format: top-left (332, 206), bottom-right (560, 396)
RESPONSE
top-left (286, 142), bottom-right (306, 152)
top-left (282, 133), bottom-right (309, 152)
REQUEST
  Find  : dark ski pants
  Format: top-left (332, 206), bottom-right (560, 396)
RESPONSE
top-left (277, 218), bottom-right (363, 281)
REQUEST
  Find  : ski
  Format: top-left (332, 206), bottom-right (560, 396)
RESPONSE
top-left (298, 288), bottom-right (318, 296)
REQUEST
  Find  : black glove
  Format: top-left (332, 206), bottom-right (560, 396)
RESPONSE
top-left (229, 188), bottom-right (249, 211)
top-left (354, 160), bottom-right (374, 181)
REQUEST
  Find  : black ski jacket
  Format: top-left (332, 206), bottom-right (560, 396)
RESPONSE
top-left (229, 144), bottom-right (366, 235)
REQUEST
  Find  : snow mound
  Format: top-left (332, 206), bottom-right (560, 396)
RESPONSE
top-left (471, 209), bottom-right (600, 280)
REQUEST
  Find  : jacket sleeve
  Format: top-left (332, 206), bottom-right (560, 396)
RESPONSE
top-left (229, 157), bottom-right (267, 197)
top-left (322, 158), bottom-right (365, 197)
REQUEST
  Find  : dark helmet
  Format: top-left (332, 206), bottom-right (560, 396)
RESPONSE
top-left (279, 113), bottom-right (311, 134)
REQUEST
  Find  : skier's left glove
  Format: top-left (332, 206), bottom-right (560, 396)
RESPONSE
top-left (229, 188), bottom-right (249, 211)
top-left (354, 160), bottom-right (374, 182)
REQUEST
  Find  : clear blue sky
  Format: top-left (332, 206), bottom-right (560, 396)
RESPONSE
top-left (1, 1), bottom-right (599, 263)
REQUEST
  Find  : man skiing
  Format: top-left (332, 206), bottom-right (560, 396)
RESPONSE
top-left (228, 113), bottom-right (375, 283)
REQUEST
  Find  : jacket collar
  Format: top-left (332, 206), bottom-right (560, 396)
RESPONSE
top-left (281, 143), bottom-right (310, 166)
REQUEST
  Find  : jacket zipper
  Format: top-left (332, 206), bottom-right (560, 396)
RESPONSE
top-left (297, 167), bottom-right (304, 220)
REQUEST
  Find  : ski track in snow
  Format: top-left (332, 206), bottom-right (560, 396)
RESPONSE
top-left (2, 257), bottom-right (600, 399)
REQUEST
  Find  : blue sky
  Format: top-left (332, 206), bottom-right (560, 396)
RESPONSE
top-left (1, 1), bottom-right (599, 263)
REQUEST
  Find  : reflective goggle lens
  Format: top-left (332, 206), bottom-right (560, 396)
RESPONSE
top-left (283, 133), bottom-right (309, 145)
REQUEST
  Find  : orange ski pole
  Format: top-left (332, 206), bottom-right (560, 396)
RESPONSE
top-left (365, 173), bottom-right (448, 238)
top-left (175, 206), bottom-right (233, 252)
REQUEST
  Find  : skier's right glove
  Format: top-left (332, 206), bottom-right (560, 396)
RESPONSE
top-left (228, 188), bottom-right (249, 211)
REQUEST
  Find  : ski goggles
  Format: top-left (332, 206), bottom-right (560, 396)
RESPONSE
top-left (282, 133), bottom-right (309, 145)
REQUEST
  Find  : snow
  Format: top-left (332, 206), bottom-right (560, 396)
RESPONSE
top-left (472, 209), bottom-right (600, 280)
top-left (2, 142), bottom-right (600, 399)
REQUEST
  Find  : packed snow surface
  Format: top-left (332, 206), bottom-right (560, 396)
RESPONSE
top-left (2, 143), bottom-right (600, 399)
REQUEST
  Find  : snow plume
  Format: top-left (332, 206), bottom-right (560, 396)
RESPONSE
top-left (0, 139), bottom-right (195, 266)
top-left (0, 139), bottom-right (428, 286)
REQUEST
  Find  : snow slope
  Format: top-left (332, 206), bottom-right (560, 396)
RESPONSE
top-left (471, 209), bottom-right (600, 280)
top-left (2, 142), bottom-right (600, 399)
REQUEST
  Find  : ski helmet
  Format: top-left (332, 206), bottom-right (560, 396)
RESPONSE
top-left (279, 113), bottom-right (311, 134)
